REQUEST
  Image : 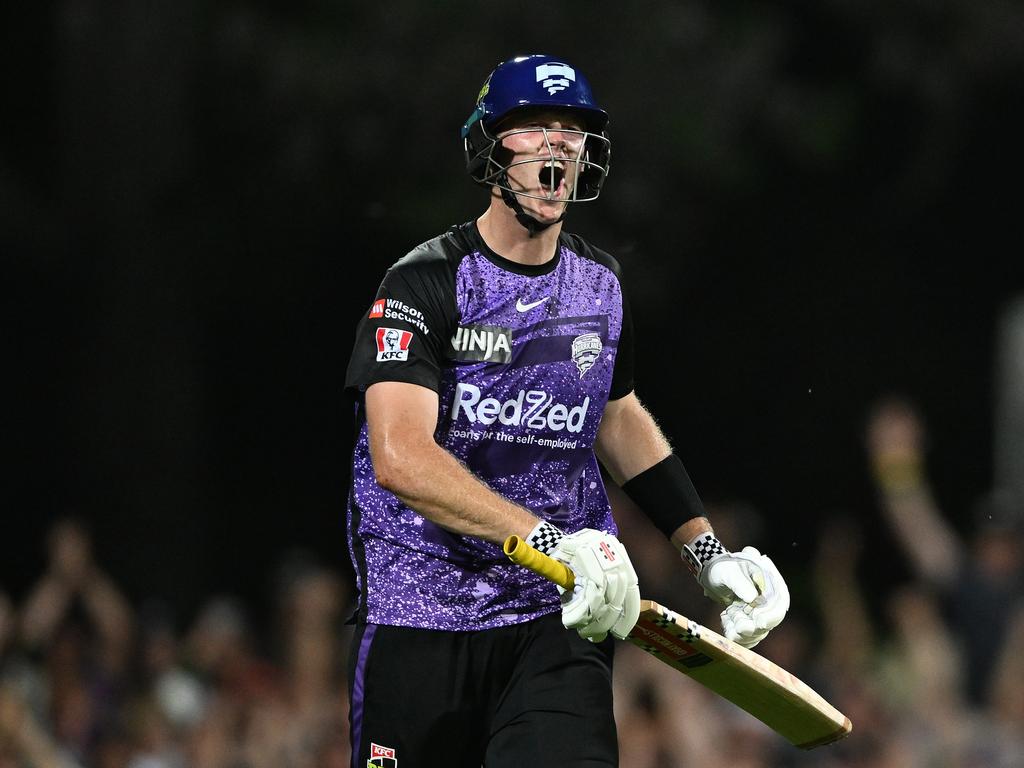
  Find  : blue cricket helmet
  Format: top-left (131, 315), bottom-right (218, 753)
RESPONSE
top-left (461, 54), bottom-right (609, 138)
top-left (462, 54), bottom-right (611, 202)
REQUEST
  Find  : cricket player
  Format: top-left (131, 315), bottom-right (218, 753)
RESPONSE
top-left (344, 54), bottom-right (790, 766)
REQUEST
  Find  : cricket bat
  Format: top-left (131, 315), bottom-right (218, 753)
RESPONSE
top-left (504, 535), bottom-right (852, 749)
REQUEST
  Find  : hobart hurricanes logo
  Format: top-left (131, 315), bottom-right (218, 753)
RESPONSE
top-left (453, 383), bottom-right (589, 433)
top-left (536, 62), bottom-right (576, 95)
top-left (571, 332), bottom-right (602, 377)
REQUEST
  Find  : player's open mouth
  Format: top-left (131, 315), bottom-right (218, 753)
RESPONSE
top-left (538, 162), bottom-right (566, 198)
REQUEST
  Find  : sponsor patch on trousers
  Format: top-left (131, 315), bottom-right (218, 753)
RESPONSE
top-left (368, 742), bottom-right (397, 768)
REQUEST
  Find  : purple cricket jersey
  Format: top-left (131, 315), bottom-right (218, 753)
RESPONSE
top-left (344, 221), bottom-right (634, 631)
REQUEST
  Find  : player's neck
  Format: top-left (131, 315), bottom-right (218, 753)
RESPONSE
top-left (477, 200), bottom-right (562, 267)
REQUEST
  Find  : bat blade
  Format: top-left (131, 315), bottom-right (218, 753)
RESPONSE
top-left (503, 535), bottom-right (852, 749)
top-left (630, 600), bottom-right (851, 749)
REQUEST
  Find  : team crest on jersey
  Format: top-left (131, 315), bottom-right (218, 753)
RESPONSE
top-left (367, 742), bottom-right (397, 768)
top-left (571, 332), bottom-right (602, 377)
top-left (375, 327), bottom-right (413, 362)
top-left (536, 62), bottom-right (575, 95)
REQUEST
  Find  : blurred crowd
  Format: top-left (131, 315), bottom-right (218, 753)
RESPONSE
top-left (2, 399), bottom-right (1022, 767)
top-left (613, 398), bottom-right (1024, 768)
top-left (0, 530), bottom-right (352, 768)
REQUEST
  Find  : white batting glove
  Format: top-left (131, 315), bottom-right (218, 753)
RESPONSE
top-left (526, 522), bottom-right (640, 643)
top-left (682, 533), bottom-right (789, 649)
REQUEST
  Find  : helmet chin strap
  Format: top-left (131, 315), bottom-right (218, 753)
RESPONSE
top-left (498, 178), bottom-right (564, 237)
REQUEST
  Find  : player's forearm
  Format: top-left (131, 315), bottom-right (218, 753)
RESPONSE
top-left (597, 393), bottom-right (712, 544)
top-left (594, 392), bottom-right (672, 484)
top-left (371, 435), bottom-right (538, 545)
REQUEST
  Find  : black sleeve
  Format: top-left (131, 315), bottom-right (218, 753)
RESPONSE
top-left (344, 247), bottom-right (458, 395)
top-left (609, 280), bottom-right (634, 400)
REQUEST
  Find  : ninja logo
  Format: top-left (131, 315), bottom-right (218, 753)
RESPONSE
top-left (536, 62), bottom-right (576, 95)
top-left (375, 327), bottom-right (413, 362)
top-left (450, 324), bottom-right (513, 364)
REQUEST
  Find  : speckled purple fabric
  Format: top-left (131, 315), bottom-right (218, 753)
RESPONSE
top-left (349, 242), bottom-right (624, 631)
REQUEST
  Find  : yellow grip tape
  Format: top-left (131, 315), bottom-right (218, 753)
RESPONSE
top-left (503, 535), bottom-right (576, 591)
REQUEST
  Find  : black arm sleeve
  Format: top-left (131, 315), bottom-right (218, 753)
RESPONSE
top-left (621, 454), bottom-right (707, 538)
top-left (344, 248), bottom-right (458, 395)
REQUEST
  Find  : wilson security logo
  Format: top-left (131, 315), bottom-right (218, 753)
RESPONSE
top-left (450, 324), bottom-right (512, 364)
top-left (536, 62), bottom-right (575, 95)
top-left (453, 383), bottom-right (590, 433)
top-left (369, 298), bottom-right (430, 335)
top-left (375, 327), bottom-right (413, 362)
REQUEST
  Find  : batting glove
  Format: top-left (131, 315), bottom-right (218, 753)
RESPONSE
top-left (526, 521), bottom-right (640, 643)
top-left (682, 532), bottom-right (789, 649)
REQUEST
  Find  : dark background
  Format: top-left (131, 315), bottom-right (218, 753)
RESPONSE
top-left (4, 1), bottom-right (1023, 627)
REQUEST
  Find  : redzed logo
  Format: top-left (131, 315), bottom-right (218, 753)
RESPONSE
top-left (369, 300), bottom-right (385, 318)
top-left (375, 327), bottom-right (413, 362)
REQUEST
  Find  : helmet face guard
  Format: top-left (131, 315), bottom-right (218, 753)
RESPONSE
top-left (462, 55), bottom-right (611, 205)
top-left (464, 120), bottom-right (611, 203)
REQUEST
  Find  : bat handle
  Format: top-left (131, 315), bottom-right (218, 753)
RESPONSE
top-left (503, 535), bottom-right (576, 591)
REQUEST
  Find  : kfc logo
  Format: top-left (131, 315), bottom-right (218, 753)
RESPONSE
top-left (368, 742), bottom-right (397, 768)
top-left (369, 300), bottom-right (385, 318)
top-left (375, 327), bottom-right (413, 362)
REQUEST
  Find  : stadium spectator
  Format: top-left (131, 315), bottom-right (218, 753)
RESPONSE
top-left (866, 398), bottom-right (1024, 706)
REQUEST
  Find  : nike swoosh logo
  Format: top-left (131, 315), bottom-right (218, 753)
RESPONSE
top-left (516, 296), bottom-right (550, 312)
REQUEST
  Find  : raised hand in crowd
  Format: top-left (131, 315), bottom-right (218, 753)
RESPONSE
top-left (19, 519), bottom-right (134, 675)
top-left (866, 398), bottom-right (962, 585)
top-left (866, 397), bottom-right (1024, 708)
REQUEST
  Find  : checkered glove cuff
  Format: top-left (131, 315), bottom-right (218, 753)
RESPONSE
top-left (525, 520), bottom-right (565, 556)
top-left (681, 532), bottom-right (727, 577)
